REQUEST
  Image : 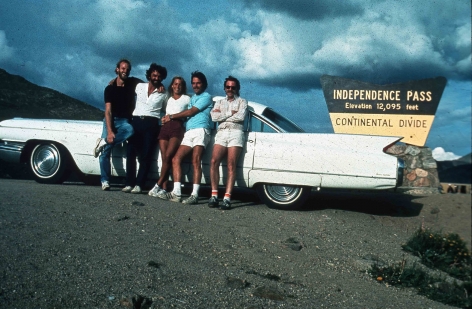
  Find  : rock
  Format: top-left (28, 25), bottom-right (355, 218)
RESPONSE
top-left (413, 176), bottom-right (430, 187)
top-left (405, 145), bottom-right (421, 156)
top-left (147, 261), bottom-right (160, 268)
top-left (406, 171), bottom-right (417, 181)
top-left (385, 144), bottom-right (406, 155)
top-left (119, 298), bottom-right (133, 308)
top-left (403, 187), bottom-right (440, 195)
top-left (253, 286), bottom-right (285, 301)
top-left (282, 237), bottom-right (304, 251)
top-left (226, 277), bottom-right (249, 289)
top-left (415, 168), bottom-right (428, 178)
top-left (426, 169), bottom-right (440, 187)
top-left (408, 156), bottom-right (421, 169)
top-left (420, 147), bottom-right (433, 157)
top-left (123, 294), bottom-right (152, 309)
top-left (353, 259), bottom-right (374, 271)
top-left (422, 158), bottom-right (437, 169)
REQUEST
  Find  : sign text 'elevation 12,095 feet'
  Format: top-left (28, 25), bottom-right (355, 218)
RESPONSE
top-left (320, 75), bottom-right (447, 146)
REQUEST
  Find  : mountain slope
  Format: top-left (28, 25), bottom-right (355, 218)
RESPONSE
top-left (0, 68), bottom-right (103, 121)
top-left (436, 153), bottom-right (471, 184)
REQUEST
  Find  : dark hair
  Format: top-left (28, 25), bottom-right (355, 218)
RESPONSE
top-left (191, 71), bottom-right (208, 91)
top-left (115, 59), bottom-right (132, 71)
top-left (168, 76), bottom-right (187, 97)
top-left (146, 63), bottom-right (167, 81)
top-left (224, 75), bottom-right (241, 96)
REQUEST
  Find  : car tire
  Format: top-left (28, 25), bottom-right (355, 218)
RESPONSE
top-left (256, 183), bottom-right (311, 210)
top-left (29, 142), bottom-right (71, 184)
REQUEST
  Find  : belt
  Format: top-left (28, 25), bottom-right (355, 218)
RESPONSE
top-left (135, 116), bottom-right (158, 120)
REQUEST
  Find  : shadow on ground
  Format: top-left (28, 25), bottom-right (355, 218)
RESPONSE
top-left (1, 161), bottom-right (424, 217)
top-left (302, 190), bottom-right (423, 217)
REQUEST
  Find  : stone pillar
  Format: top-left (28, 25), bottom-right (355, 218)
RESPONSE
top-left (385, 144), bottom-right (441, 194)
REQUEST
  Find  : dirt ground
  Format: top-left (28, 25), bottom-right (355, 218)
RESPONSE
top-left (0, 179), bottom-right (470, 308)
top-left (399, 193), bottom-right (470, 248)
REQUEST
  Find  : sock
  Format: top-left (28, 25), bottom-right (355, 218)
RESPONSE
top-left (192, 184), bottom-right (200, 196)
top-left (173, 182), bottom-right (182, 196)
top-left (211, 190), bottom-right (218, 198)
top-left (154, 184), bottom-right (161, 190)
top-left (224, 193), bottom-right (231, 201)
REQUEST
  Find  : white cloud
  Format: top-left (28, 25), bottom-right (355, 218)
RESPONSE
top-left (218, 0), bottom-right (469, 89)
top-left (0, 0), bottom-right (469, 156)
top-left (432, 147), bottom-right (460, 161)
top-left (0, 31), bottom-right (14, 61)
top-left (455, 54), bottom-right (471, 76)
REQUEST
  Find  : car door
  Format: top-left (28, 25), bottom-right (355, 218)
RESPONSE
top-left (110, 142), bottom-right (127, 177)
top-left (236, 112), bottom-right (278, 187)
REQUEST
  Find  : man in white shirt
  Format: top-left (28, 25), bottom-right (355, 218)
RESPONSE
top-left (122, 63), bottom-right (167, 194)
top-left (208, 76), bottom-right (247, 210)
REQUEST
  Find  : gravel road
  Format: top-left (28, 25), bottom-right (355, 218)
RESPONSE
top-left (0, 179), bottom-right (469, 308)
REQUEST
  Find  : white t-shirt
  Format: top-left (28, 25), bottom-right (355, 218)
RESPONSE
top-left (165, 94), bottom-right (191, 115)
top-left (132, 82), bottom-right (167, 118)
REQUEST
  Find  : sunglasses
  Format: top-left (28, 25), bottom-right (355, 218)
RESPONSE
top-left (225, 86), bottom-right (237, 90)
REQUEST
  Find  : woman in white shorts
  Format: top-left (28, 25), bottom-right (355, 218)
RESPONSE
top-left (148, 76), bottom-right (190, 197)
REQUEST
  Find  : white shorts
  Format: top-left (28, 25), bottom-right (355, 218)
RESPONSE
top-left (214, 129), bottom-right (244, 148)
top-left (181, 128), bottom-right (211, 148)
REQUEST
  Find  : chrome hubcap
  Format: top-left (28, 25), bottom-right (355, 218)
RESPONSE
top-left (31, 144), bottom-right (61, 177)
top-left (264, 184), bottom-right (301, 203)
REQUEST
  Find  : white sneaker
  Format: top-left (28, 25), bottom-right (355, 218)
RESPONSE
top-left (148, 185), bottom-right (162, 197)
top-left (131, 185), bottom-right (142, 194)
top-left (156, 189), bottom-right (168, 199)
top-left (94, 138), bottom-right (107, 158)
top-left (158, 191), bottom-right (182, 203)
top-left (122, 186), bottom-right (133, 193)
top-left (101, 181), bottom-right (110, 191)
top-left (182, 194), bottom-right (199, 205)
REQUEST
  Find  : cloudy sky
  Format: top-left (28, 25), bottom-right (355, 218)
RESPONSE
top-left (0, 0), bottom-right (470, 159)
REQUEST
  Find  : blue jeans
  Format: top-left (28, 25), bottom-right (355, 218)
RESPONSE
top-left (125, 116), bottom-right (160, 187)
top-left (99, 118), bottom-right (134, 183)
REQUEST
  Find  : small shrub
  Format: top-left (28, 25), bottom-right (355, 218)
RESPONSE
top-left (371, 260), bottom-right (471, 308)
top-left (402, 228), bottom-right (471, 281)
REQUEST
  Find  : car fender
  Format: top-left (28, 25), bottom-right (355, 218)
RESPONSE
top-left (248, 169), bottom-right (321, 188)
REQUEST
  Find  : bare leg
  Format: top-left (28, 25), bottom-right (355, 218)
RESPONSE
top-left (225, 146), bottom-right (242, 195)
top-left (172, 145), bottom-right (192, 184)
top-left (156, 138), bottom-right (168, 185)
top-left (210, 144), bottom-right (227, 191)
top-left (191, 146), bottom-right (205, 185)
top-left (158, 137), bottom-right (182, 190)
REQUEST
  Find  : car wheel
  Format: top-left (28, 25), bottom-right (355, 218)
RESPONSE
top-left (256, 183), bottom-right (311, 210)
top-left (29, 143), bottom-right (70, 184)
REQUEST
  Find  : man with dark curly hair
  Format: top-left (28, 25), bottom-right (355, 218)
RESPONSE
top-left (121, 63), bottom-right (168, 194)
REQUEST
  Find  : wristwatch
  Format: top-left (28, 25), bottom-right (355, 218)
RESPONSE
top-left (169, 114), bottom-right (173, 120)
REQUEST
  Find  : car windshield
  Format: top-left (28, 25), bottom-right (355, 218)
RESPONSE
top-left (261, 108), bottom-right (305, 133)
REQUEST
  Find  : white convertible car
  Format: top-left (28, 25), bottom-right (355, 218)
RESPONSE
top-left (0, 97), bottom-right (404, 209)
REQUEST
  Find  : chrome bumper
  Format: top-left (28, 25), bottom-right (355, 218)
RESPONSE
top-left (396, 158), bottom-right (405, 187)
top-left (0, 140), bottom-right (25, 163)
